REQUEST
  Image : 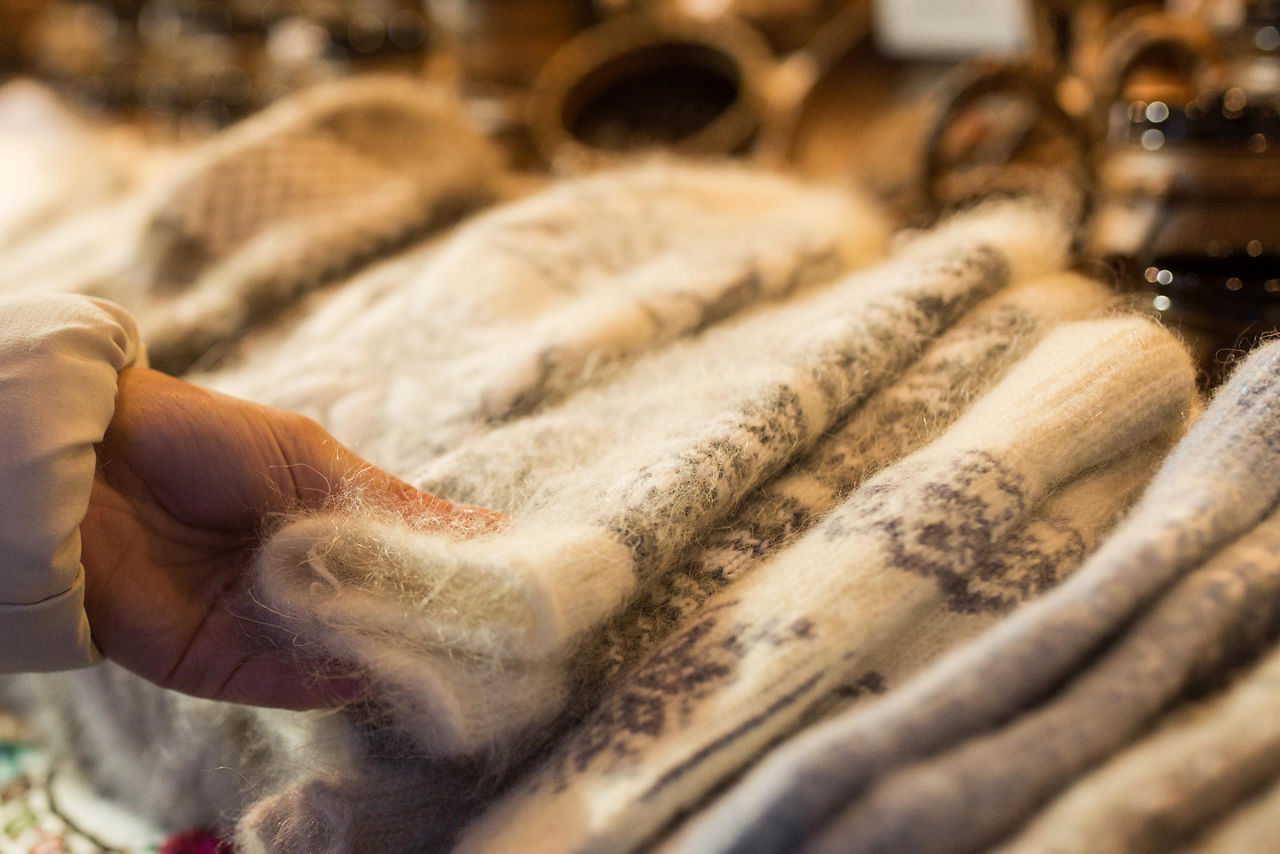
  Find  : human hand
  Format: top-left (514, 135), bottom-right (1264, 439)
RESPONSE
top-left (81, 367), bottom-right (498, 710)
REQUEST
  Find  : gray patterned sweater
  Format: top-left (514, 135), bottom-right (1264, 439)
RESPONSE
top-left (16, 83), bottom-right (1277, 854)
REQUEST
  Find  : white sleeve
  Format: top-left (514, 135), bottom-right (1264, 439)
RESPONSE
top-left (0, 293), bottom-right (145, 672)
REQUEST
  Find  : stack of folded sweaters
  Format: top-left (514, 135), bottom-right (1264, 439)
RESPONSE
top-left (3, 76), bottom-right (1280, 854)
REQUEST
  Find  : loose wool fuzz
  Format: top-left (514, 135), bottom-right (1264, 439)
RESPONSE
top-left (244, 194), bottom-right (1073, 759)
top-left (455, 316), bottom-right (1193, 854)
top-left (678, 341), bottom-right (1280, 854)
top-left (7, 158), bottom-right (893, 836)
top-left (5, 135), bottom-right (1241, 854)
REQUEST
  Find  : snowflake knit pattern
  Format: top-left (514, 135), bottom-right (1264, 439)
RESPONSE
top-left (3, 140), bottom-right (1228, 854)
top-left (676, 341), bottom-right (1280, 854)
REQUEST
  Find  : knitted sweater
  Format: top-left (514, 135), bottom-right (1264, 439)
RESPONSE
top-left (675, 340), bottom-right (1280, 854)
top-left (5, 85), bottom-right (1251, 853)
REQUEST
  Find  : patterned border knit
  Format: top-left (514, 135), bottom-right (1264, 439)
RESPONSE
top-left (14, 81), bottom-right (1280, 854)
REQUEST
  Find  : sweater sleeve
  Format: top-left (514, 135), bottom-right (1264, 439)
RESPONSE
top-left (0, 293), bottom-right (145, 672)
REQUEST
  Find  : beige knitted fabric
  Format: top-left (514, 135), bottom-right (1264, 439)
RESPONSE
top-left (457, 317), bottom-right (1192, 854)
top-left (683, 342), bottom-right (1280, 854)
top-left (127, 77), bottom-right (506, 374)
top-left (582, 272), bottom-right (1116, 704)
top-left (238, 198), bottom-right (1061, 759)
top-left (205, 160), bottom-right (889, 464)
top-left (1, 76), bottom-right (504, 375)
top-left (1190, 777), bottom-right (1280, 854)
top-left (5, 159), bottom-right (892, 840)
top-left (237, 271), bottom-right (1138, 853)
top-left (0, 146), bottom-right (1211, 854)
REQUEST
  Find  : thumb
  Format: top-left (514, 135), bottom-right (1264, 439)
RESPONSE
top-left (273, 413), bottom-right (505, 533)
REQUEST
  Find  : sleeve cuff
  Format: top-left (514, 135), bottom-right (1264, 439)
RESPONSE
top-left (0, 563), bottom-right (101, 673)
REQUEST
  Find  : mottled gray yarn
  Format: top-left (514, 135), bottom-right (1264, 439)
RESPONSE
top-left (675, 340), bottom-right (1280, 854)
top-left (992, 511), bottom-right (1280, 854)
top-left (807, 505), bottom-right (1280, 854)
top-left (461, 316), bottom-right (1192, 854)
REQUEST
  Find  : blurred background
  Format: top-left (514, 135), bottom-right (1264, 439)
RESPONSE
top-left (0, 0), bottom-right (1277, 353)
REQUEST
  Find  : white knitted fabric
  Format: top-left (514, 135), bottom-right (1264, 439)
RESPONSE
top-left (456, 316), bottom-right (1193, 854)
top-left (679, 341), bottom-right (1280, 854)
top-left (232, 196), bottom-right (1067, 759)
top-left (583, 271), bottom-right (1116, 698)
top-left (1, 157), bottom-right (1208, 854)
top-left (0, 77), bottom-right (504, 376)
top-left (237, 270), bottom-right (1138, 853)
top-left (206, 160), bottom-right (890, 463)
top-left (4, 160), bottom-right (890, 838)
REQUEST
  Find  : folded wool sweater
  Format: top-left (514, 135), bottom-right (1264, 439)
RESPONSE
top-left (801, 492), bottom-right (1280, 854)
top-left (675, 340), bottom-right (1280, 854)
top-left (989, 511), bottom-right (1280, 854)
top-left (237, 271), bottom-right (1144, 853)
top-left (455, 317), bottom-right (1192, 854)
top-left (206, 159), bottom-right (888, 465)
top-left (2, 161), bottom-right (1202, 854)
top-left (583, 271), bottom-right (1115, 699)
top-left (239, 196), bottom-right (1068, 759)
top-left (0, 76), bottom-right (503, 375)
top-left (4, 160), bottom-right (888, 834)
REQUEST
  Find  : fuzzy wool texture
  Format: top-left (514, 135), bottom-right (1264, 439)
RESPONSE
top-left (991, 510), bottom-right (1280, 854)
top-left (204, 159), bottom-right (891, 464)
top-left (1, 662), bottom-right (357, 832)
top-left (677, 340), bottom-right (1280, 854)
top-left (801, 498), bottom-right (1280, 854)
top-left (0, 76), bottom-right (503, 375)
top-left (4, 126), bottom-right (1246, 854)
top-left (579, 272), bottom-right (1117, 704)
top-left (240, 196), bottom-right (1066, 759)
top-left (457, 317), bottom-right (1192, 854)
top-left (6, 157), bottom-right (892, 839)
top-left (238, 270), bottom-right (1140, 854)
top-left (131, 77), bottom-right (507, 375)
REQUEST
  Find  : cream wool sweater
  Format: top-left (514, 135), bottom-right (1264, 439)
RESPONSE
top-left (0, 293), bottom-right (144, 672)
top-left (2, 149), bottom-right (1218, 854)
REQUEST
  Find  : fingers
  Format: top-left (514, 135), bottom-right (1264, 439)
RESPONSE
top-left (353, 464), bottom-right (507, 534)
top-left (214, 652), bottom-right (375, 711)
top-left (277, 412), bottom-right (505, 533)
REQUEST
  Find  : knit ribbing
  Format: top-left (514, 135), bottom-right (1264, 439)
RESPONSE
top-left (805, 509), bottom-right (1280, 854)
top-left (248, 201), bottom-right (1051, 757)
top-left (676, 341), bottom-right (1280, 854)
top-left (111, 76), bottom-right (503, 374)
top-left (458, 316), bottom-right (1194, 854)
top-left (207, 161), bottom-right (888, 463)
top-left (987, 512), bottom-right (1280, 854)
top-left (581, 272), bottom-right (1116, 699)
